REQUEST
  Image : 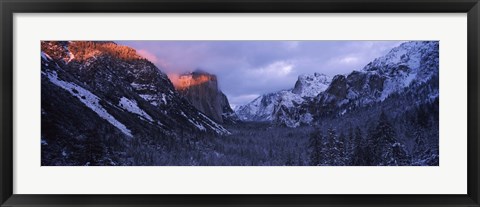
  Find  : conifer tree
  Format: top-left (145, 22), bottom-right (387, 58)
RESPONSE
top-left (346, 127), bottom-right (354, 164)
top-left (387, 142), bottom-right (410, 166)
top-left (369, 111), bottom-right (411, 165)
top-left (337, 132), bottom-right (346, 165)
top-left (325, 127), bottom-right (339, 165)
top-left (308, 128), bottom-right (324, 166)
top-left (351, 127), bottom-right (366, 166)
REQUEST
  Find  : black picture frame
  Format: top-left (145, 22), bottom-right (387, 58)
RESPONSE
top-left (1, 0), bottom-right (479, 206)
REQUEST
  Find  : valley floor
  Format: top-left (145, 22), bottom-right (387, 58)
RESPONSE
top-left (121, 121), bottom-right (314, 166)
top-left (122, 115), bottom-right (438, 166)
top-left (43, 117), bottom-right (438, 166)
top-left (203, 122), bottom-right (313, 166)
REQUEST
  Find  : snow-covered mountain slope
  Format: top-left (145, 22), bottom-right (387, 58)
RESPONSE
top-left (41, 41), bottom-right (230, 146)
top-left (235, 90), bottom-right (301, 122)
top-left (288, 41), bottom-right (439, 127)
top-left (235, 73), bottom-right (331, 126)
top-left (317, 41), bottom-right (439, 108)
top-left (237, 41), bottom-right (439, 128)
top-left (360, 41), bottom-right (439, 101)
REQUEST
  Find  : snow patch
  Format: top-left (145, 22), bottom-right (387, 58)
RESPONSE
top-left (198, 113), bottom-right (231, 135)
top-left (41, 52), bottom-right (52, 60)
top-left (161, 93), bottom-right (168, 105)
top-left (131, 82), bottom-right (156, 91)
top-left (138, 94), bottom-right (159, 106)
top-left (300, 113), bottom-right (313, 124)
top-left (118, 97), bottom-right (153, 122)
top-left (180, 111), bottom-right (206, 131)
top-left (67, 51), bottom-right (75, 63)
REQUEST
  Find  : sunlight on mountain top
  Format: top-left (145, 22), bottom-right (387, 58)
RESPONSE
top-left (170, 73), bottom-right (216, 90)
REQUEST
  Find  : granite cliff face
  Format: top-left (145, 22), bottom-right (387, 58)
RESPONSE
top-left (172, 70), bottom-right (237, 123)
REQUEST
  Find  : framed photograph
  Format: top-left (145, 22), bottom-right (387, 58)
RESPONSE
top-left (1, 0), bottom-right (479, 206)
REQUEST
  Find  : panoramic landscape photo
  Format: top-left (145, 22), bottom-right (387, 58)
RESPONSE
top-left (41, 40), bottom-right (439, 166)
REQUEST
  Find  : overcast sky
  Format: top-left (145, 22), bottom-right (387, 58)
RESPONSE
top-left (117, 41), bottom-right (404, 107)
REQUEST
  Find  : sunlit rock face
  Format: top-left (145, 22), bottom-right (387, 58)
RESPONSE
top-left (175, 72), bottom-right (216, 90)
top-left (171, 70), bottom-right (236, 123)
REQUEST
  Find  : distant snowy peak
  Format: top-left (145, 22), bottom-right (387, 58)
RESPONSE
top-left (235, 91), bottom-right (280, 122)
top-left (292, 73), bottom-right (331, 97)
top-left (236, 72), bottom-right (329, 123)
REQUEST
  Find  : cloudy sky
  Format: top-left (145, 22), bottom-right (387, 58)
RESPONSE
top-left (117, 41), bottom-right (404, 107)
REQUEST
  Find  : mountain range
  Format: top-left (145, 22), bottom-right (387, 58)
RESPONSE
top-left (41, 40), bottom-right (438, 166)
top-left (236, 41), bottom-right (439, 128)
